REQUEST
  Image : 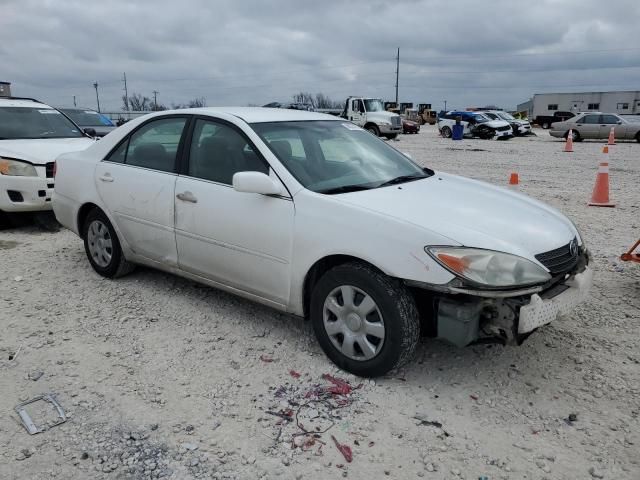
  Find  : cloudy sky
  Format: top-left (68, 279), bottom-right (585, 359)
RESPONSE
top-left (2, 0), bottom-right (639, 112)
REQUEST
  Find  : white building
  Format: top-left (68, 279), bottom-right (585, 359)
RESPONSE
top-left (517, 90), bottom-right (640, 119)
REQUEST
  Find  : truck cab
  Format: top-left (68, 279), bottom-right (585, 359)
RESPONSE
top-left (342, 97), bottom-right (402, 139)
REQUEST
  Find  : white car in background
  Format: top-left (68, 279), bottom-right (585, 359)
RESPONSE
top-left (0, 97), bottom-right (95, 215)
top-left (437, 111), bottom-right (513, 139)
top-left (482, 110), bottom-right (532, 135)
top-left (53, 108), bottom-right (591, 377)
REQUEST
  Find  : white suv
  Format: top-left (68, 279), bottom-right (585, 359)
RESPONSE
top-left (0, 97), bottom-right (95, 215)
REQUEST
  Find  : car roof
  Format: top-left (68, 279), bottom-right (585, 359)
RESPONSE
top-left (157, 107), bottom-right (340, 123)
top-left (0, 97), bottom-right (52, 108)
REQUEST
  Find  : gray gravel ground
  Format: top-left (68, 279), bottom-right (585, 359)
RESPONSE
top-left (1, 125), bottom-right (639, 480)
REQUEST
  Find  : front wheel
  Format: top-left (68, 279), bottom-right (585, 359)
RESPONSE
top-left (366, 124), bottom-right (380, 137)
top-left (440, 126), bottom-right (452, 138)
top-left (566, 130), bottom-right (581, 142)
top-left (542, 122), bottom-right (550, 129)
top-left (82, 208), bottom-right (135, 278)
top-left (384, 133), bottom-right (398, 140)
top-left (310, 262), bottom-right (420, 377)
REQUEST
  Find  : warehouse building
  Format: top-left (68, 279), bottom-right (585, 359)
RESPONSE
top-left (517, 90), bottom-right (640, 120)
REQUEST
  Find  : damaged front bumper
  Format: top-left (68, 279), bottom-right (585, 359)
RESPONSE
top-left (407, 253), bottom-right (593, 347)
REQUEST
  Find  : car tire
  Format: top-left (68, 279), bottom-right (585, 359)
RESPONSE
top-left (82, 208), bottom-right (135, 278)
top-left (384, 133), bottom-right (398, 140)
top-left (565, 130), bottom-right (581, 142)
top-left (366, 124), bottom-right (380, 137)
top-left (542, 122), bottom-right (550, 129)
top-left (441, 126), bottom-right (452, 138)
top-left (310, 262), bottom-right (420, 378)
top-left (636, 132), bottom-right (640, 143)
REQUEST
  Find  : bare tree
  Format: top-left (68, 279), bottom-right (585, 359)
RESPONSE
top-left (171, 97), bottom-right (207, 109)
top-left (315, 93), bottom-right (342, 109)
top-left (292, 91), bottom-right (315, 106)
top-left (124, 93), bottom-right (153, 111)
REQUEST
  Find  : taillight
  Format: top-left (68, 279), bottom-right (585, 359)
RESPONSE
top-left (53, 161), bottom-right (57, 178)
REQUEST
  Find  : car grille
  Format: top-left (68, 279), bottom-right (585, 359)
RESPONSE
top-left (535, 238), bottom-right (579, 275)
top-left (391, 116), bottom-right (401, 127)
top-left (496, 125), bottom-right (511, 132)
top-left (45, 162), bottom-right (55, 178)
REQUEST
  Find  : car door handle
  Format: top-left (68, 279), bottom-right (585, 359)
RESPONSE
top-left (176, 191), bottom-right (198, 203)
top-left (98, 174), bottom-right (114, 183)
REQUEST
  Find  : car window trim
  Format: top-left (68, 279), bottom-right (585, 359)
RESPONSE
top-left (181, 114), bottom-right (292, 199)
top-left (101, 114), bottom-right (191, 173)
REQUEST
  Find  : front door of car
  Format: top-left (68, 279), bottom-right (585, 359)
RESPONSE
top-left (95, 116), bottom-right (188, 265)
top-left (575, 114), bottom-right (600, 139)
top-left (599, 114), bottom-right (628, 139)
top-left (174, 118), bottom-right (295, 305)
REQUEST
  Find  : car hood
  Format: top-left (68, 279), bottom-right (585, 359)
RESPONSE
top-left (483, 119), bottom-right (511, 128)
top-left (335, 172), bottom-right (578, 260)
top-left (0, 138), bottom-right (96, 164)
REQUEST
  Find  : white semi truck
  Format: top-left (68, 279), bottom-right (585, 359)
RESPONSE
top-left (341, 97), bottom-right (402, 139)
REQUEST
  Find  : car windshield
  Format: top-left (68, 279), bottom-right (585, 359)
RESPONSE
top-left (363, 99), bottom-right (384, 112)
top-left (61, 109), bottom-right (114, 127)
top-left (471, 114), bottom-right (489, 123)
top-left (0, 106), bottom-right (84, 139)
top-left (252, 120), bottom-right (431, 194)
top-left (496, 111), bottom-right (515, 121)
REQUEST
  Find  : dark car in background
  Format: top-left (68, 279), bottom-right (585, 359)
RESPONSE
top-left (402, 119), bottom-right (420, 134)
top-left (58, 108), bottom-right (116, 137)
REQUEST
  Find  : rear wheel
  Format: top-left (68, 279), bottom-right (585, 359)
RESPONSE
top-left (82, 208), bottom-right (135, 278)
top-left (636, 132), bottom-right (640, 143)
top-left (310, 262), bottom-right (420, 377)
top-left (542, 122), bottom-right (550, 129)
top-left (441, 126), bottom-right (452, 138)
top-left (384, 133), bottom-right (398, 140)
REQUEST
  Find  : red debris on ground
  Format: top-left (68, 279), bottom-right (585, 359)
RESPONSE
top-left (470, 394), bottom-right (479, 401)
top-left (322, 374), bottom-right (352, 395)
top-left (331, 435), bottom-right (353, 463)
top-left (260, 355), bottom-right (274, 363)
top-left (289, 370), bottom-right (301, 378)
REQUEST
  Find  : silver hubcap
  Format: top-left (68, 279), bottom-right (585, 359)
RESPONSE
top-left (87, 220), bottom-right (113, 268)
top-left (323, 285), bottom-right (385, 361)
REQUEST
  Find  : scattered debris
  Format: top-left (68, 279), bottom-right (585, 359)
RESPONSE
top-left (260, 355), bottom-right (274, 363)
top-left (289, 370), bottom-right (301, 378)
top-left (28, 370), bottom-right (44, 381)
top-left (8, 344), bottom-right (23, 361)
top-left (15, 394), bottom-right (67, 435)
top-left (565, 412), bottom-right (578, 425)
top-left (331, 435), bottom-right (353, 463)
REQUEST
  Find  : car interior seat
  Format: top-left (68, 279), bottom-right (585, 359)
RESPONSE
top-left (131, 143), bottom-right (171, 171)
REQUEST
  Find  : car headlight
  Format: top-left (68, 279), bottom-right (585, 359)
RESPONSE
top-left (0, 158), bottom-right (38, 176)
top-left (426, 247), bottom-right (551, 288)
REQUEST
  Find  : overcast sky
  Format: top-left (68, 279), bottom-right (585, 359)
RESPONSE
top-left (2, 0), bottom-right (639, 112)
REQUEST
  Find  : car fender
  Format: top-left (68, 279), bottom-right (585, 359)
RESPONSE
top-left (287, 190), bottom-right (458, 315)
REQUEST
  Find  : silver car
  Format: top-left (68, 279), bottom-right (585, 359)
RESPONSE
top-left (550, 112), bottom-right (640, 142)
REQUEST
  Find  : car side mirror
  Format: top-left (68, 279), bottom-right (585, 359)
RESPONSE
top-left (232, 171), bottom-right (284, 196)
top-left (83, 128), bottom-right (97, 137)
top-left (617, 120), bottom-right (622, 124)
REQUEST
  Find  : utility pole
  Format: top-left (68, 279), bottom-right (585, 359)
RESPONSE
top-left (93, 82), bottom-right (101, 112)
top-left (394, 47), bottom-right (400, 105)
top-left (444, 100), bottom-right (447, 111)
top-left (122, 72), bottom-right (129, 111)
top-left (73, 95), bottom-right (76, 107)
top-left (152, 90), bottom-right (159, 111)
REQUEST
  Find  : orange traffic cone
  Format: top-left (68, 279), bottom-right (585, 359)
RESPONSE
top-left (602, 145), bottom-right (609, 154)
top-left (588, 162), bottom-right (615, 207)
top-left (607, 127), bottom-right (615, 145)
top-left (509, 172), bottom-right (519, 185)
top-left (564, 130), bottom-right (573, 152)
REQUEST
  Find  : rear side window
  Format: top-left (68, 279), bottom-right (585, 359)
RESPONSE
top-left (104, 117), bottom-right (187, 172)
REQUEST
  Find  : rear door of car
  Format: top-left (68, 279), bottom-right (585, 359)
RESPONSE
top-left (95, 115), bottom-right (189, 265)
top-left (574, 114), bottom-right (600, 139)
top-left (173, 116), bottom-right (295, 305)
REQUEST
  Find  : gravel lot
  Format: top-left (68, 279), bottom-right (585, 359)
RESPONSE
top-left (1, 125), bottom-right (638, 480)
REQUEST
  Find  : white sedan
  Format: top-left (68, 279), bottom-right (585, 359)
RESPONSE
top-left (53, 108), bottom-right (592, 377)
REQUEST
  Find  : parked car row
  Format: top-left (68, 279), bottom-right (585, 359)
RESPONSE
top-left (437, 111), bottom-right (514, 140)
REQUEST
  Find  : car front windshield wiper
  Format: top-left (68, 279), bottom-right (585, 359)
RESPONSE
top-left (317, 184), bottom-right (376, 195)
top-left (376, 173), bottom-right (429, 188)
